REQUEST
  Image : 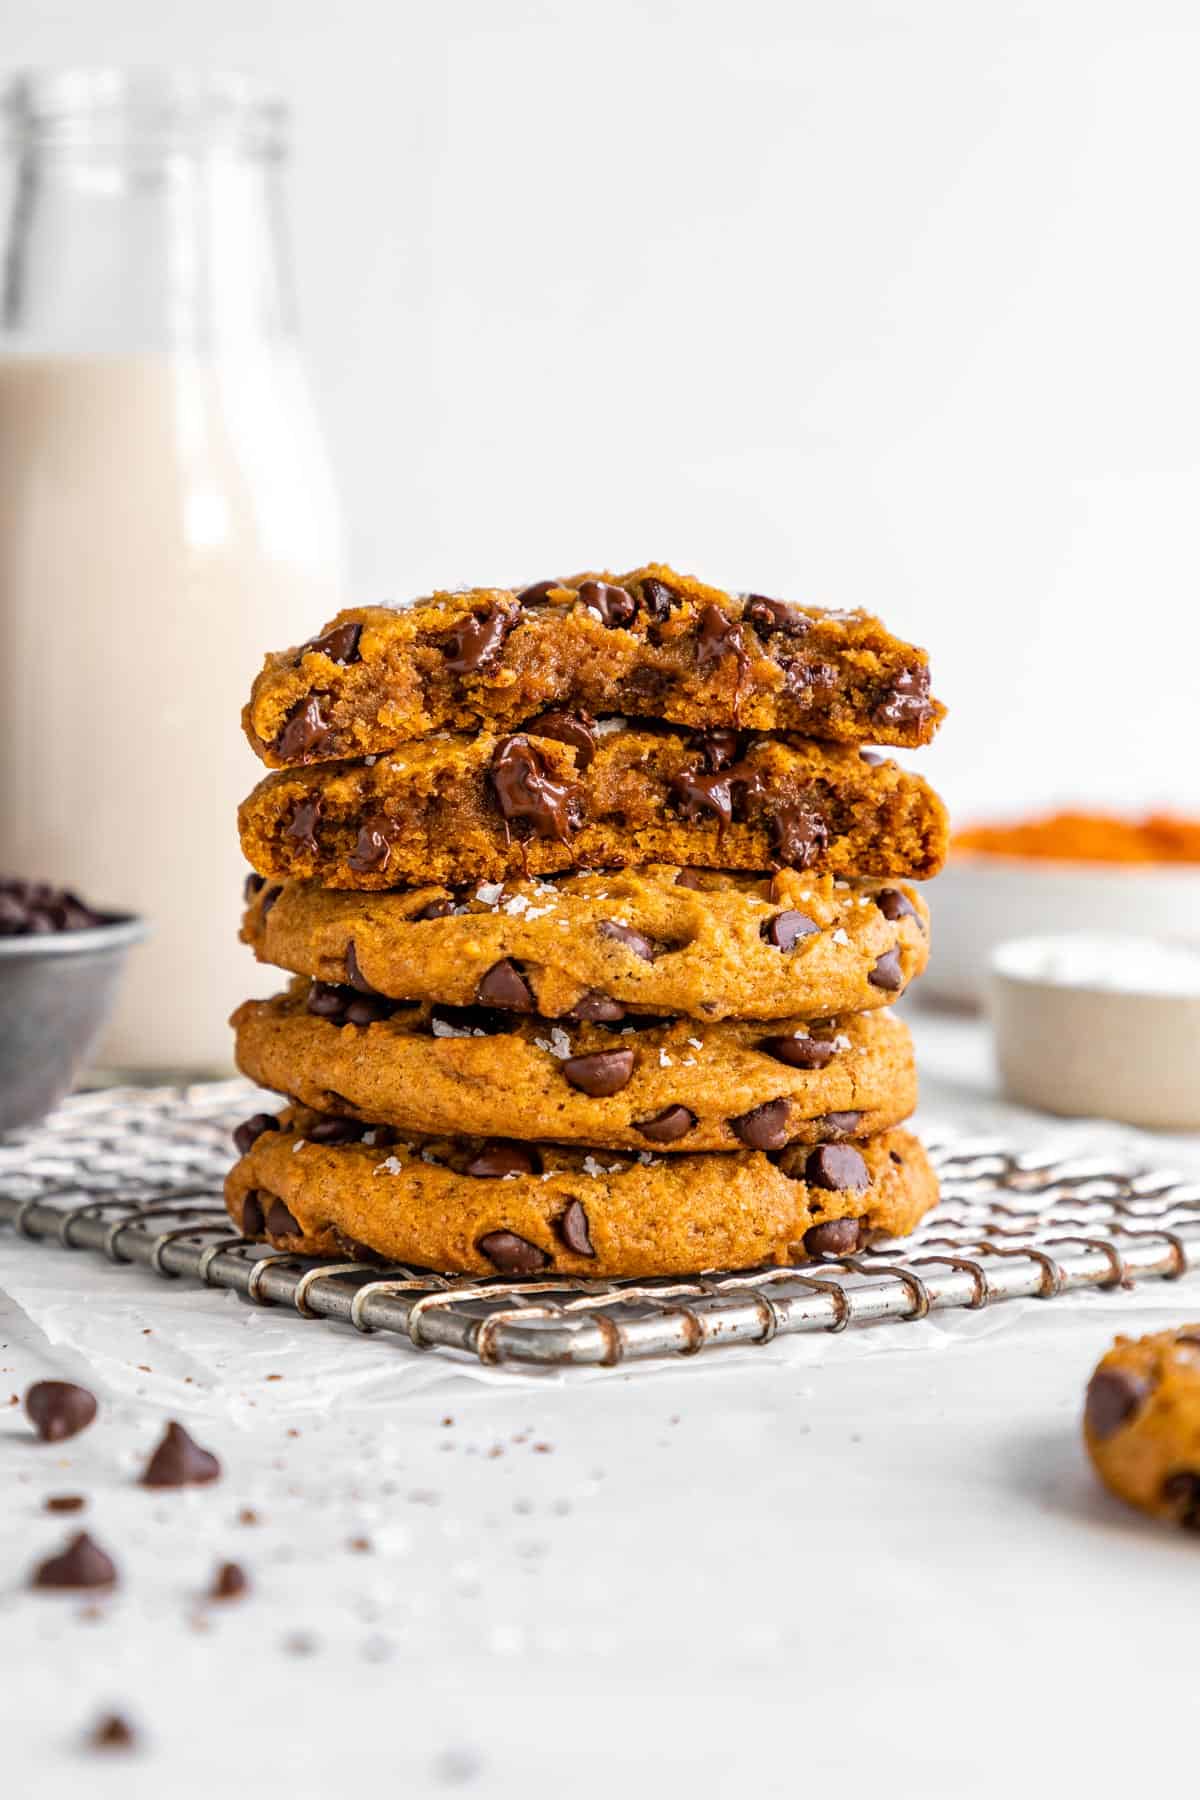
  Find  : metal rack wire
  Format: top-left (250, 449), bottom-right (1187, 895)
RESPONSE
top-left (2, 1080), bottom-right (1198, 1367)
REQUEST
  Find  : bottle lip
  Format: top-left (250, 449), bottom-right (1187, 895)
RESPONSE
top-left (3, 68), bottom-right (288, 155)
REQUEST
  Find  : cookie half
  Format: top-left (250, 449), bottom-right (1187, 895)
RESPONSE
top-left (242, 865), bottom-right (929, 1022)
top-left (232, 986), bottom-right (916, 1154)
top-left (1085, 1327), bottom-right (1200, 1530)
top-left (238, 723), bottom-right (948, 889)
top-left (243, 562), bottom-right (945, 769)
top-left (225, 1110), bottom-right (938, 1277)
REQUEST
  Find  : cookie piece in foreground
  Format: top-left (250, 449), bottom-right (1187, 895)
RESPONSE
top-left (242, 866), bottom-right (929, 1022)
top-left (1084, 1327), bottom-right (1200, 1530)
top-left (232, 986), bottom-right (916, 1154)
top-left (243, 562), bottom-right (945, 768)
top-left (225, 1109), bottom-right (938, 1278)
top-left (238, 725), bottom-right (948, 888)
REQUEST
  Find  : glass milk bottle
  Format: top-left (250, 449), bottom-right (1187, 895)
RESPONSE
top-left (0, 71), bottom-right (345, 1072)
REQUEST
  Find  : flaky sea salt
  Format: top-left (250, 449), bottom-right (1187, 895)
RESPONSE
top-left (375, 1156), bottom-right (405, 1175)
top-left (475, 882), bottom-right (504, 906)
top-left (292, 1138), bottom-right (307, 1153)
top-left (534, 1027), bottom-right (572, 1059)
top-left (831, 928), bottom-right (850, 946)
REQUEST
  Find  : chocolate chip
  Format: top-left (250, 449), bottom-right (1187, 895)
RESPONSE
top-left (819, 1111), bottom-right (862, 1137)
top-left (868, 948), bottom-right (904, 991)
top-left (265, 1200), bottom-right (303, 1238)
top-left (875, 887), bottom-right (923, 929)
top-left (345, 941), bottom-right (379, 993)
top-left (233, 1113), bottom-right (281, 1156)
top-left (260, 884), bottom-right (282, 919)
top-left (87, 1713), bottom-right (136, 1751)
top-left (1084, 1367), bottom-right (1151, 1441)
top-left (805, 1145), bottom-right (870, 1191)
top-left (860, 749), bottom-right (884, 766)
top-left (730, 1098), bottom-right (791, 1150)
top-left (210, 1561), bottom-right (250, 1601)
top-left (286, 795), bottom-right (322, 854)
top-left (348, 816), bottom-right (393, 873)
top-left (670, 766), bottom-right (736, 825)
top-left (44, 1495), bottom-right (86, 1514)
top-left (32, 1532), bottom-right (117, 1591)
top-left (443, 604), bottom-right (511, 674)
top-left (693, 729), bottom-right (742, 771)
top-left (562, 1048), bottom-right (636, 1096)
top-left (760, 1034), bottom-right (836, 1069)
top-left (770, 803), bottom-right (828, 870)
top-left (0, 878), bottom-right (105, 936)
top-left (674, 868), bottom-right (707, 889)
top-left (786, 659), bottom-right (838, 696)
top-left (307, 980), bottom-right (352, 1021)
top-left (803, 1217), bottom-right (862, 1256)
top-left (476, 959), bottom-right (535, 1011)
top-left (413, 898), bottom-right (455, 921)
top-left (1160, 1470), bottom-right (1200, 1530)
top-left (477, 1230), bottom-right (549, 1274)
top-left (556, 1200), bottom-right (595, 1256)
top-left (873, 665), bottom-right (932, 730)
top-left (578, 580), bottom-right (637, 627)
top-left (746, 595), bottom-right (809, 636)
top-left (516, 579), bottom-right (561, 607)
top-left (760, 910), bottom-right (819, 951)
top-left (275, 695), bottom-right (333, 762)
top-left (464, 1141), bottom-right (542, 1179)
top-left (243, 871), bottom-right (265, 903)
top-left (490, 735), bottom-right (578, 842)
top-left (640, 578), bottom-right (678, 621)
top-left (305, 621), bottom-right (362, 665)
top-left (694, 603), bottom-right (748, 672)
top-left (597, 920), bottom-right (656, 962)
top-left (344, 994), bottom-right (394, 1026)
top-left (567, 991), bottom-right (627, 1023)
top-left (306, 1116), bottom-right (368, 1145)
top-left (528, 709), bottom-right (597, 771)
top-left (25, 1381), bottom-right (97, 1444)
top-left (633, 1105), bottom-right (697, 1143)
top-left (140, 1421), bottom-right (221, 1489)
top-left (241, 1192), bottom-right (266, 1235)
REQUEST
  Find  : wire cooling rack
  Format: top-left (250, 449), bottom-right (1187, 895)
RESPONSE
top-left (2, 1080), bottom-right (1198, 1368)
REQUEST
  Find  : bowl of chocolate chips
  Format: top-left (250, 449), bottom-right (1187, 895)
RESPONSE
top-left (0, 878), bottom-right (146, 1134)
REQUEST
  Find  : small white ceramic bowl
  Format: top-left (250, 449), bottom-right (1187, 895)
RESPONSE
top-left (987, 932), bottom-right (1200, 1130)
top-left (923, 856), bottom-right (1200, 1010)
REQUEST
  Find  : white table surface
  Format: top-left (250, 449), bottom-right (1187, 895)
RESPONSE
top-left (2, 1008), bottom-right (1198, 1799)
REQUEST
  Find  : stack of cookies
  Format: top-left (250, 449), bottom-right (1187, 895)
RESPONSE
top-left (227, 564), bottom-right (948, 1279)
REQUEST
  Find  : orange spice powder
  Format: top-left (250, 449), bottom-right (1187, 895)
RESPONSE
top-left (952, 811), bottom-right (1200, 865)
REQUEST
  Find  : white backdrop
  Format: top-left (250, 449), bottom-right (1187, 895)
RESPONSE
top-left (7, 0), bottom-right (1200, 820)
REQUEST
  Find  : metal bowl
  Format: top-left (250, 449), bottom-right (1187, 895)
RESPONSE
top-left (0, 914), bottom-right (148, 1135)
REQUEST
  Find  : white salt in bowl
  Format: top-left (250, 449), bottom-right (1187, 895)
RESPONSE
top-left (987, 933), bottom-right (1200, 1129)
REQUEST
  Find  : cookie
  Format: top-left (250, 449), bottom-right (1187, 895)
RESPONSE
top-left (238, 723), bottom-right (949, 889)
top-left (1084, 1327), bottom-right (1200, 1530)
top-left (241, 865), bottom-right (930, 1022)
top-left (225, 1108), bottom-right (939, 1277)
top-left (231, 984), bottom-right (916, 1154)
top-left (243, 563), bottom-right (945, 769)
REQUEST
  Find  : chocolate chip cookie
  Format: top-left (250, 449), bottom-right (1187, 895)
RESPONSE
top-left (241, 865), bottom-right (929, 1022)
top-left (226, 1107), bottom-right (938, 1277)
top-left (243, 563), bottom-right (945, 769)
top-left (1084, 1327), bottom-right (1200, 1530)
top-left (231, 983), bottom-right (916, 1153)
top-left (238, 723), bottom-right (948, 889)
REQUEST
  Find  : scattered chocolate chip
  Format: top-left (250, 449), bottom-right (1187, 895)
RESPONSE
top-left (567, 991), bottom-right (627, 1023)
top-left (516, 579), bottom-right (560, 607)
top-left (210, 1561), bottom-right (249, 1601)
top-left (1084, 1367), bottom-right (1151, 1441)
top-left (345, 941), bottom-right (379, 993)
top-left (1160, 1470), bottom-right (1200, 1530)
top-left (305, 621), bottom-right (362, 665)
top-left (86, 1713), bottom-right (136, 1751)
top-left (0, 878), bottom-right (105, 936)
top-left (556, 1200), bottom-right (595, 1257)
top-left (730, 1098), bottom-right (791, 1150)
top-left (695, 603), bottom-right (749, 670)
top-left (640, 577), bottom-right (678, 621)
top-left (44, 1494), bottom-right (86, 1514)
top-left (348, 816), bottom-right (393, 874)
top-left (760, 1033), bottom-right (836, 1069)
top-left (869, 948), bottom-right (904, 991)
top-left (819, 1111), bottom-right (862, 1137)
top-left (745, 595), bottom-right (808, 636)
top-left (476, 959), bottom-right (535, 1011)
top-left (805, 1145), bottom-right (870, 1191)
top-left (464, 1141), bottom-right (542, 1179)
top-left (770, 803), bottom-right (828, 870)
top-left (633, 1105), bottom-right (697, 1143)
top-left (443, 604), bottom-right (511, 674)
top-left (527, 709), bottom-right (597, 771)
top-left (477, 1231), bottom-right (549, 1274)
top-left (597, 920), bottom-right (656, 961)
top-left (760, 910), bottom-right (819, 950)
top-left (275, 696), bottom-right (333, 762)
top-left (32, 1532), bottom-right (117, 1591)
top-left (872, 665), bottom-right (932, 730)
top-left (578, 580), bottom-right (637, 627)
top-left (803, 1217), bottom-right (862, 1256)
top-left (674, 868), bottom-right (707, 889)
top-left (241, 1192), bottom-right (266, 1236)
top-left (286, 795), bottom-right (322, 855)
top-left (140, 1422), bottom-right (221, 1489)
top-left (243, 871), bottom-right (265, 903)
top-left (306, 1116), bottom-right (368, 1145)
top-left (25, 1381), bottom-right (97, 1444)
top-left (490, 735), bottom-right (578, 842)
top-left (693, 729), bottom-right (742, 771)
top-left (875, 887), bottom-right (923, 929)
top-left (265, 1200), bottom-right (303, 1239)
top-left (233, 1113), bottom-right (281, 1157)
top-left (562, 1048), bottom-right (636, 1096)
